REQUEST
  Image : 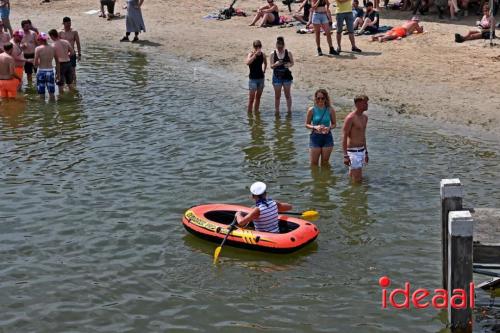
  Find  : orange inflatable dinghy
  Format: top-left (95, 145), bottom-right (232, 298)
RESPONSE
top-left (183, 204), bottom-right (319, 253)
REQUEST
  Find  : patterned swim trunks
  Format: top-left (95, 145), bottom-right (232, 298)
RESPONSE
top-left (36, 69), bottom-right (55, 95)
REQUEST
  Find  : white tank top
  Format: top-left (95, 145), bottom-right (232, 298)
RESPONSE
top-left (254, 199), bottom-right (280, 233)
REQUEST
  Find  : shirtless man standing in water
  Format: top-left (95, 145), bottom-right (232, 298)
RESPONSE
top-left (20, 20), bottom-right (37, 83)
top-left (342, 95), bottom-right (369, 183)
top-left (48, 29), bottom-right (74, 92)
top-left (59, 17), bottom-right (81, 82)
top-left (34, 32), bottom-right (56, 98)
top-left (0, 43), bottom-right (22, 98)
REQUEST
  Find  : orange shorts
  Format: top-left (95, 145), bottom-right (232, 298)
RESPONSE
top-left (0, 78), bottom-right (19, 98)
top-left (388, 27), bottom-right (407, 38)
top-left (15, 66), bottom-right (23, 81)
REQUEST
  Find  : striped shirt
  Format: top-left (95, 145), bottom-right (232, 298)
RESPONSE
top-left (254, 199), bottom-right (280, 233)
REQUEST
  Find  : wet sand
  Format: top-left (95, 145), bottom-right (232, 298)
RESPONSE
top-left (11, 0), bottom-right (500, 134)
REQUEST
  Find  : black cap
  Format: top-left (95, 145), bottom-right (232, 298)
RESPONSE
top-left (63, 17), bottom-right (71, 23)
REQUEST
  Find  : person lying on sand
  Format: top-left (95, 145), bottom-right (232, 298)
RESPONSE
top-left (455, 5), bottom-right (495, 43)
top-left (371, 16), bottom-right (423, 42)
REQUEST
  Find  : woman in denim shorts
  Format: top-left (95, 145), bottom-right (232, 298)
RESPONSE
top-left (270, 36), bottom-right (294, 115)
top-left (305, 89), bottom-right (337, 166)
top-left (246, 40), bottom-right (267, 114)
top-left (311, 0), bottom-right (337, 56)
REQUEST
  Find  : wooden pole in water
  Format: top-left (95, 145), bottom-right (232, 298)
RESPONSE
top-left (448, 210), bottom-right (473, 332)
top-left (440, 179), bottom-right (464, 289)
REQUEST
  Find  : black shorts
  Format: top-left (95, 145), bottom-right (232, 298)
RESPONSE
top-left (101, 0), bottom-right (115, 14)
top-left (70, 54), bottom-right (77, 68)
top-left (366, 25), bottom-right (379, 33)
top-left (24, 53), bottom-right (36, 75)
top-left (57, 61), bottom-right (73, 85)
top-left (482, 31), bottom-right (495, 39)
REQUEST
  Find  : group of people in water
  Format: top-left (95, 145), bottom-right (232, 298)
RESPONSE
top-left (0, 16), bottom-right (80, 99)
top-left (246, 36), bottom-right (370, 183)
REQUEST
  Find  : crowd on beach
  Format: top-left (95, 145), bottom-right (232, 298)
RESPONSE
top-left (247, 0), bottom-right (495, 50)
top-left (0, 0), bottom-right (146, 99)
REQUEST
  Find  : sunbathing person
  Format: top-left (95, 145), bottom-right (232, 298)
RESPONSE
top-left (249, 0), bottom-right (280, 27)
top-left (455, 5), bottom-right (494, 42)
top-left (371, 16), bottom-right (423, 42)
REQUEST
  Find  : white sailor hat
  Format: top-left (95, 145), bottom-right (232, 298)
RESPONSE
top-left (250, 182), bottom-right (267, 196)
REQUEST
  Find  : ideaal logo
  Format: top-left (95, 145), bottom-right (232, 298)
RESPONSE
top-left (379, 276), bottom-right (475, 309)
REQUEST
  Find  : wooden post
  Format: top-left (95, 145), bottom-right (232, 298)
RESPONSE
top-left (448, 210), bottom-right (473, 332)
top-left (441, 179), bottom-right (463, 289)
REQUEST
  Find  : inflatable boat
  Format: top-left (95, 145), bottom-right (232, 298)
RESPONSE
top-left (183, 204), bottom-right (319, 253)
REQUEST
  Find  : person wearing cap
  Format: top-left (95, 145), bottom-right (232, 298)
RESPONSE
top-left (0, 42), bottom-right (22, 98)
top-left (235, 182), bottom-right (292, 233)
top-left (48, 29), bottom-right (75, 92)
top-left (342, 95), bottom-right (369, 182)
top-left (34, 32), bottom-right (56, 98)
top-left (59, 17), bottom-right (81, 82)
top-left (371, 16), bottom-right (423, 42)
top-left (20, 20), bottom-right (37, 83)
top-left (0, 21), bottom-right (10, 54)
top-left (10, 30), bottom-right (26, 90)
top-left (0, 0), bottom-right (12, 37)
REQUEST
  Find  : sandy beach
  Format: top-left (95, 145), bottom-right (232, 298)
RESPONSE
top-left (11, 0), bottom-right (500, 133)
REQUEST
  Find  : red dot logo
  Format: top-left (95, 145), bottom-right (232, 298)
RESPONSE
top-left (379, 276), bottom-right (391, 288)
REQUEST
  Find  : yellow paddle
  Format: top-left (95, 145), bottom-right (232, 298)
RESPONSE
top-left (213, 216), bottom-right (238, 265)
top-left (284, 210), bottom-right (319, 219)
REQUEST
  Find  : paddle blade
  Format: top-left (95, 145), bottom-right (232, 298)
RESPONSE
top-left (213, 246), bottom-right (222, 264)
top-left (301, 210), bottom-right (319, 219)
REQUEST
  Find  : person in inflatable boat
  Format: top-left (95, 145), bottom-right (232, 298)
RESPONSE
top-left (235, 182), bottom-right (293, 233)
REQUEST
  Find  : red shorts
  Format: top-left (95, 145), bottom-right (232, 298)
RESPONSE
top-left (388, 27), bottom-right (407, 38)
top-left (0, 78), bottom-right (19, 98)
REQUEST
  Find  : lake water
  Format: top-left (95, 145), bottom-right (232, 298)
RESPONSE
top-left (1, 46), bottom-right (499, 332)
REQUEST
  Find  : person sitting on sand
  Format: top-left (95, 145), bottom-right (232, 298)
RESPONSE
top-left (249, 0), bottom-right (280, 27)
top-left (235, 182), bottom-right (292, 233)
top-left (371, 16), bottom-right (423, 42)
top-left (352, 0), bottom-right (364, 30)
top-left (356, 1), bottom-right (379, 35)
top-left (293, 0), bottom-right (312, 25)
top-left (0, 42), bottom-right (22, 98)
top-left (455, 5), bottom-right (495, 42)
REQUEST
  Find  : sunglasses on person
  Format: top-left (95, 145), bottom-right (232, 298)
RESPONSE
top-left (316, 96), bottom-right (326, 100)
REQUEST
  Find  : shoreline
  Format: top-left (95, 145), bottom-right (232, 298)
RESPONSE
top-left (8, 0), bottom-right (500, 138)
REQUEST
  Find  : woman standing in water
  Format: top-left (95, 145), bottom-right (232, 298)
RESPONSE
top-left (120, 0), bottom-right (146, 42)
top-left (246, 40), bottom-right (267, 114)
top-left (270, 36), bottom-right (294, 115)
top-left (305, 89), bottom-right (336, 166)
